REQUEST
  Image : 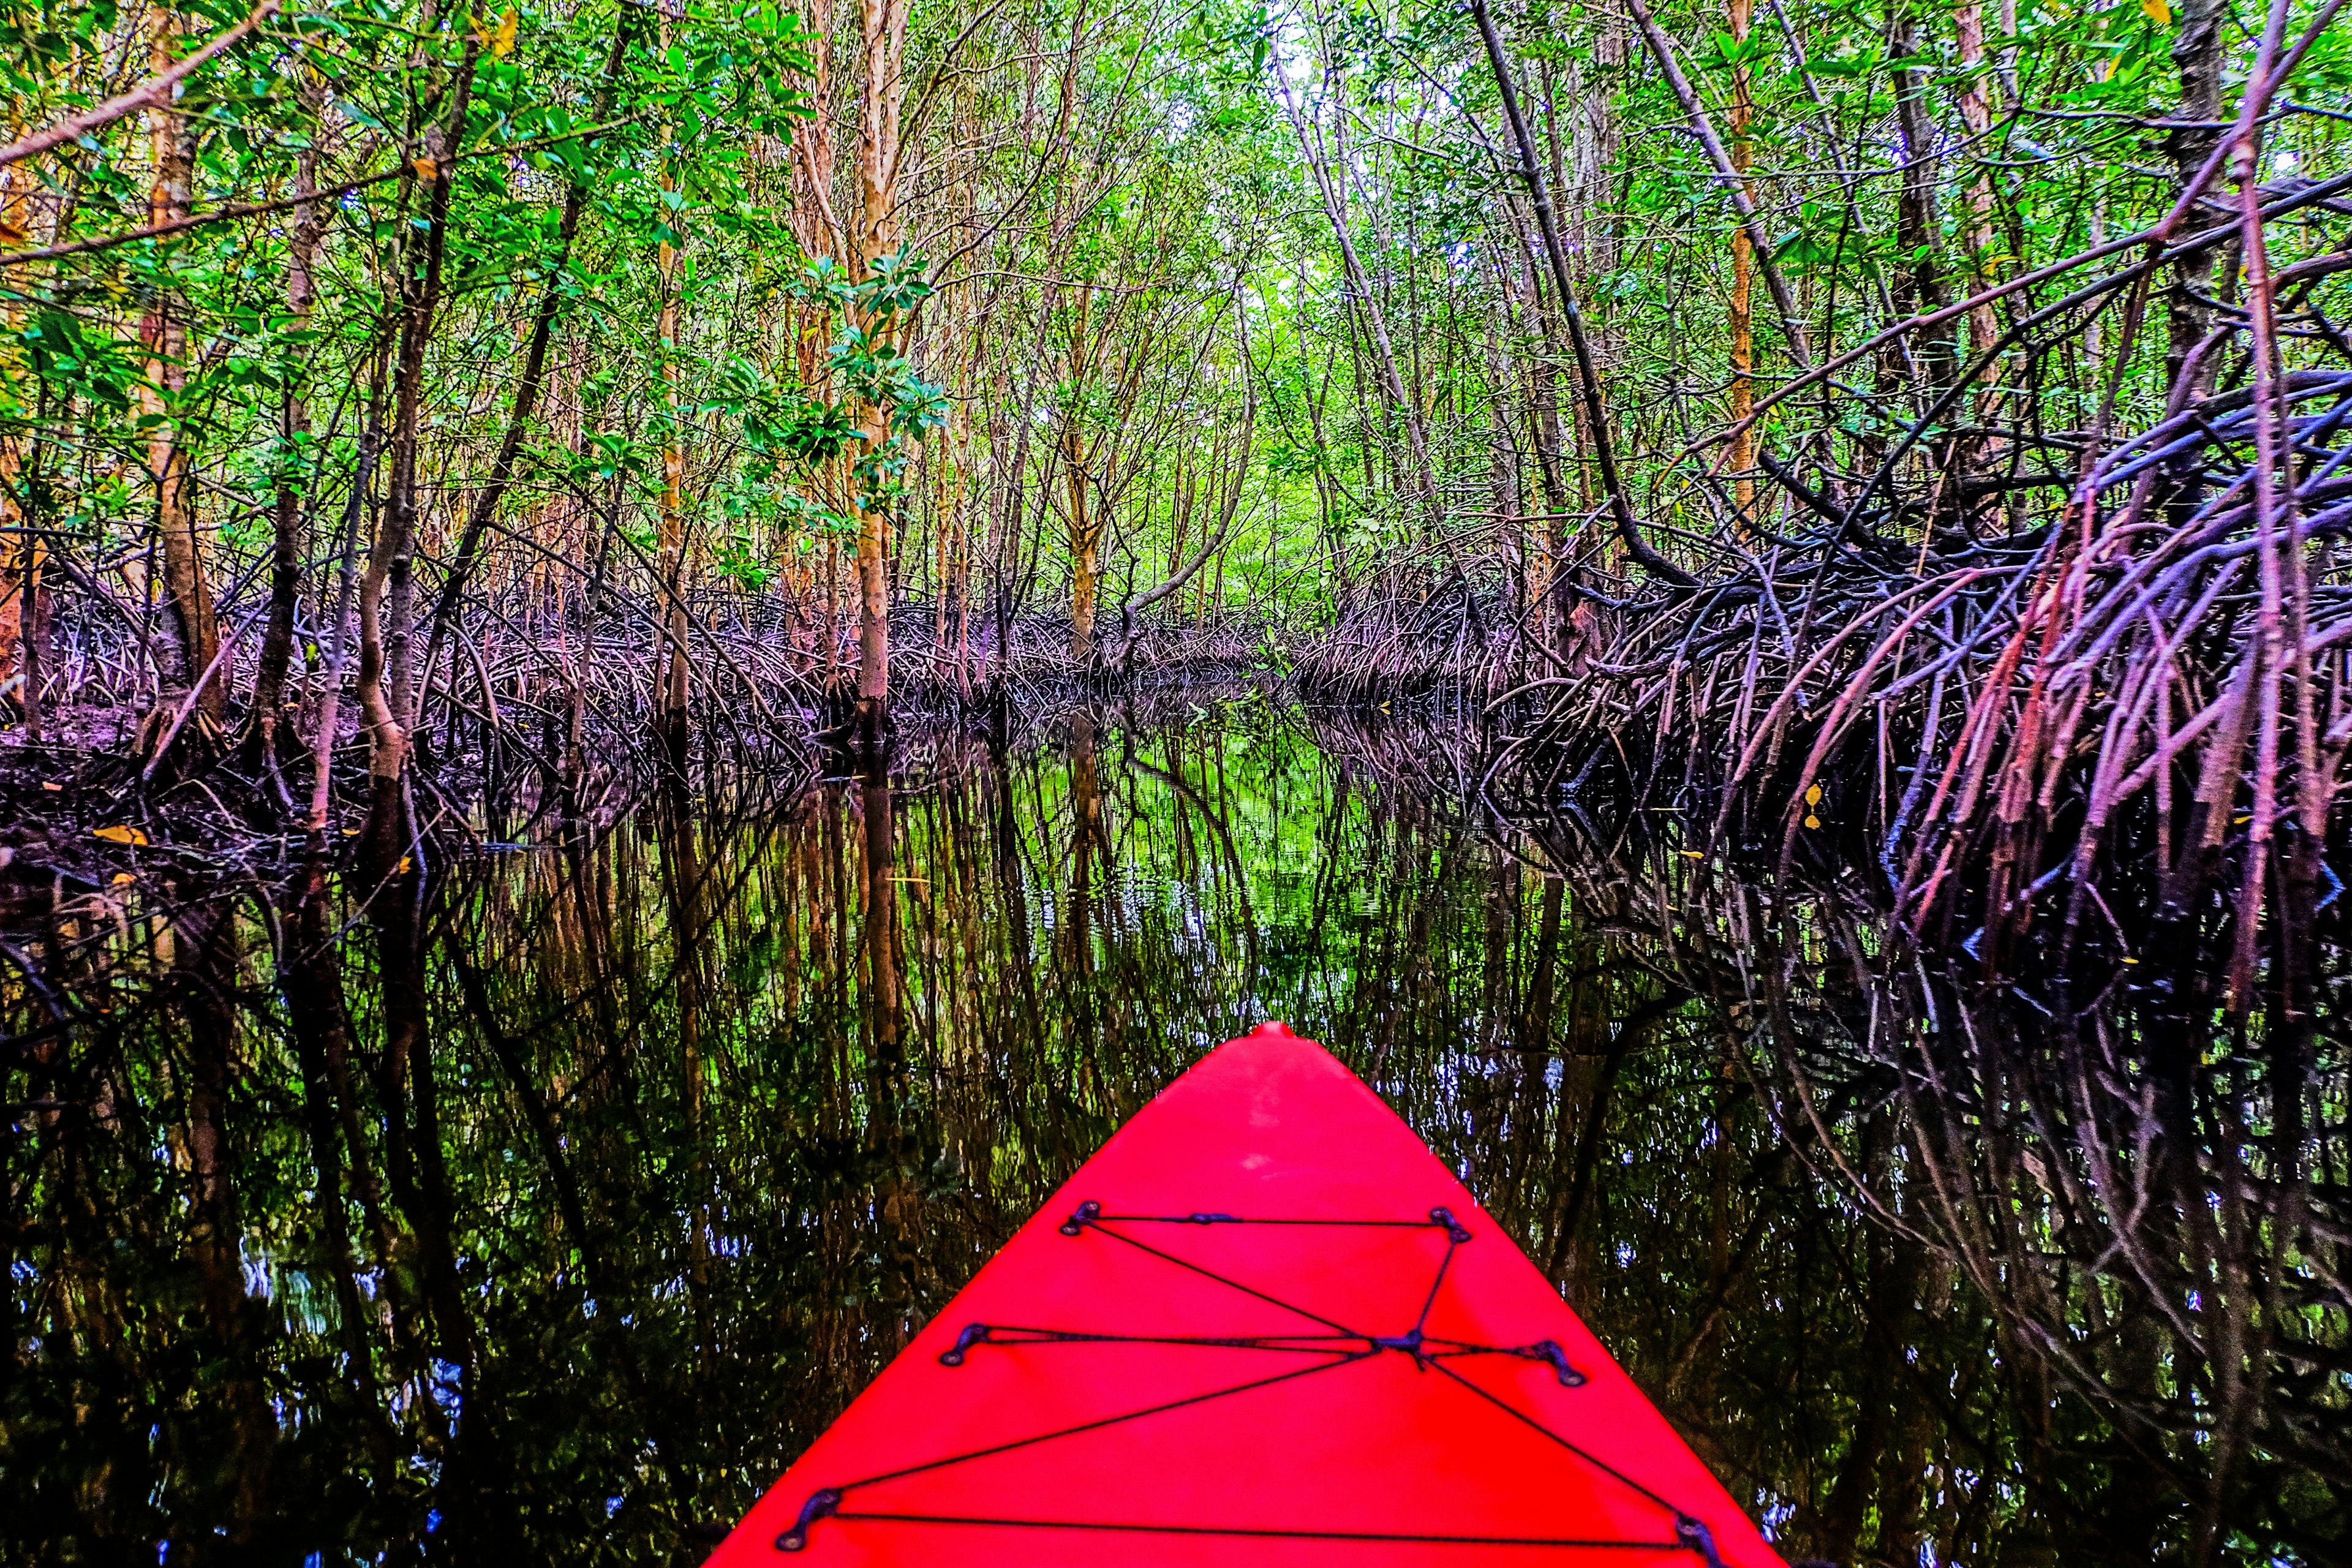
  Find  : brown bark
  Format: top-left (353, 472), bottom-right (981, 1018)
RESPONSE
top-left (1890, 6), bottom-right (1950, 386)
top-left (1484, 304), bottom-right (1521, 600)
top-left (1622, 0), bottom-right (1814, 368)
top-left (2166, 0), bottom-right (2228, 398)
top-left (356, 39), bottom-right (478, 860)
top-left (1954, 0), bottom-right (2002, 364)
top-left (852, 0), bottom-right (910, 745)
top-left (251, 124), bottom-right (322, 781)
top-left (309, 389), bottom-right (382, 834)
top-left (785, 2), bottom-right (841, 677)
top-left (1065, 291), bottom-right (1100, 663)
top-left (0, 440), bottom-right (42, 736)
top-left (141, 9), bottom-right (223, 729)
top-left (17, 552), bottom-right (48, 738)
top-left (0, 151), bottom-right (32, 728)
top-left (941, 342), bottom-right (974, 693)
top-left (1726, 0), bottom-right (1757, 529)
top-left (654, 146), bottom-right (692, 760)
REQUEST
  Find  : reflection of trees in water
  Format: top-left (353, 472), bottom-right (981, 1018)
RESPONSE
top-left (1, 704), bottom-right (2340, 1564)
top-left (1502, 807), bottom-right (2347, 1568)
top-left (1733, 956), bottom-right (2346, 1564)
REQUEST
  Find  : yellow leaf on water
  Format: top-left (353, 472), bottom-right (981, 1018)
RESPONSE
top-left (111, 872), bottom-right (137, 886)
top-left (1804, 784), bottom-right (1823, 805)
top-left (2139, 0), bottom-right (2170, 23)
top-left (92, 824), bottom-right (148, 846)
top-left (1804, 814), bottom-right (1822, 830)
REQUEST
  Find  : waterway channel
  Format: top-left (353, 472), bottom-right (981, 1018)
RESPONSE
top-left (2, 695), bottom-right (2342, 1564)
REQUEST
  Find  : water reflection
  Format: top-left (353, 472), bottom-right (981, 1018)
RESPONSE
top-left (2, 699), bottom-right (2343, 1566)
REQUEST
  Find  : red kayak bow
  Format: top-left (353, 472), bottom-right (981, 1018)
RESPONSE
top-left (710, 1022), bottom-right (1785, 1567)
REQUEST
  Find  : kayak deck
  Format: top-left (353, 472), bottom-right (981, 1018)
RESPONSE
top-left (710, 1023), bottom-right (1784, 1566)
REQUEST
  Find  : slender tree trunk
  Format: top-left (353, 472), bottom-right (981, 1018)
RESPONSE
top-left (1064, 292), bottom-right (1101, 663)
top-left (252, 130), bottom-right (323, 783)
top-left (309, 379), bottom-right (382, 835)
top-left (1469, 0), bottom-right (1694, 587)
top-left (2166, 0), bottom-right (2226, 393)
top-left (357, 42), bottom-right (478, 865)
top-left (16, 536), bottom-right (47, 739)
top-left (1953, 0), bottom-right (2001, 363)
top-left (0, 435), bottom-right (47, 736)
top-left (1890, 7), bottom-right (1950, 388)
top-left (1726, 0), bottom-right (1757, 530)
top-left (140, 8), bottom-right (222, 738)
top-left (0, 154), bottom-right (37, 731)
top-left (654, 137), bottom-right (692, 763)
top-left (785, 6), bottom-right (840, 679)
top-left (820, 538), bottom-right (839, 684)
top-left (2160, 0), bottom-right (2230, 536)
top-left (853, 0), bottom-right (910, 748)
top-left (1484, 304), bottom-right (1522, 635)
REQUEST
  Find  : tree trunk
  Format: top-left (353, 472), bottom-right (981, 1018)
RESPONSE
top-left (1470, 0), bottom-right (1695, 587)
top-left (140, 8), bottom-right (222, 736)
top-left (1953, 0), bottom-right (2002, 363)
top-left (1726, 0), bottom-right (1757, 530)
top-left (655, 134), bottom-right (692, 764)
top-left (853, 0), bottom-right (910, 749)
top-left (1890, 7), bottom-right (1950, 389)
top-left (252, 129), bottom-right (322, 783)
top-left (357, 40), bottom-right (478, 864)
top-left (309, 383), bottom-right (382, 835)
top-left (0, 441), bottom-right (43, 736)
top-left (2160, 0), bottom-right (2230, 535)
top-left (2166, 0), bottom-right (2226, 393)
top-left (1064, 291), bottom-right (1099, 664)
top-left (0, 154), bottom-right (37, 732)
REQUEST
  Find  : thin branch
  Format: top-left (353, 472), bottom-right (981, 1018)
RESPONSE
top-left (0, 0), bottom-right (281, 170)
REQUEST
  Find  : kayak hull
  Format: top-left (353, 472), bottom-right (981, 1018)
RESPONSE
top-left (711, 1024), bottom-right (1785, 1567)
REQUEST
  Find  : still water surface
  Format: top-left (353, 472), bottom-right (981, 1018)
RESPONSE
top-left (3, 699), bottom-right (2342, 1564)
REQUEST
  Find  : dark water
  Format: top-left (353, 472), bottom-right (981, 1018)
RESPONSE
top-left (2, 699), bottom-right (2343, 1566)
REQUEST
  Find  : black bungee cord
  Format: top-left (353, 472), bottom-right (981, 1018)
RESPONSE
top-left (772, 1202), bottom-right (1732, 1567)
